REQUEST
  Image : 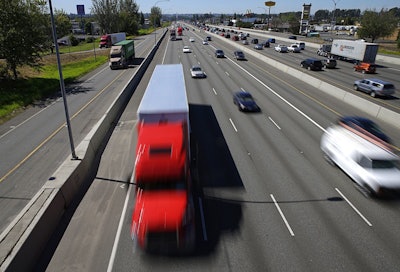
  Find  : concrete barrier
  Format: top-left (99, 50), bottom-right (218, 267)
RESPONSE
top-left (208, 30), bottom-right (400, 130)
top-left (0, 30), bottom-right (167, 271)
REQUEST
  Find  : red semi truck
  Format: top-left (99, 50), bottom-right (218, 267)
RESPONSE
top-left (131, 64), bottom-right (195, 253)
top-left (99, 32), bottom-right (126, 48)
top-left (177, 26), bottom-right (183, 36)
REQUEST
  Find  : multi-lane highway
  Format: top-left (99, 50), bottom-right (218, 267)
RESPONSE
top-left (37, 27), bottom-right (400, 272)
top-left (0, 31), bottom-right (160, 234)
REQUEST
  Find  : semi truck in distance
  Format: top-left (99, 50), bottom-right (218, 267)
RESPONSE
top-left (109, 39), bottom-right (135, 69)
top-left (131, 64), bottom-right (195, 253)
top-left (177, 26), bottom-right (183, 36)
top-left (99, 32), bottom-right (126, 48)
top-left (170, 28), bottom-right (176, 40)
top-left (318, 39), bottom-right (379, 63)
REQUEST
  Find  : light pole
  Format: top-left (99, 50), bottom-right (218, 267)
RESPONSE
top-left (153, 0), bottom-right (170, 46)
top-left (331, 0), bottom-right (341, 34)
top-left (264, 1), bottom-right (276, 31)
top-left (48, 0), bottom-right (78, 160)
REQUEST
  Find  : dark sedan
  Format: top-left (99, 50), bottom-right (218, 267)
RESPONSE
top-left (234, 50), bottom-right (246, 60)
top-left (233, 91), bottom-right (261, 112)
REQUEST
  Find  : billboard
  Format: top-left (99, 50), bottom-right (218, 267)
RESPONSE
top-left (301, 4), bottom-right (311, 20)
top-left (77, 5), bottom-right (85, 15)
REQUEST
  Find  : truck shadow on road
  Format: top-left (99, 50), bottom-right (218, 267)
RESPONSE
top-left (189, 104), bottom-right (244, 255)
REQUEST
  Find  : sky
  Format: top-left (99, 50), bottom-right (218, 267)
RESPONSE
top-left (50, 0), bottom-right (399, 15)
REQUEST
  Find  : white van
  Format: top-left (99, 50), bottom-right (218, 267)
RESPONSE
top-left (295, 41), bottom-right (305, 50)
top-left (321, 125), bottom-right (400, 196)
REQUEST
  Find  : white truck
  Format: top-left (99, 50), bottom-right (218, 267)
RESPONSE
top-left (330, 39), bottom-right (379, 63)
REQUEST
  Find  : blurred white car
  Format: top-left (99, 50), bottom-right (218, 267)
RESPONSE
top-left (190, 66), bottom-right (206, 78)
top-left (274, 44), bottom-right (288, 53)
top-left (182, 46), bottom-right (191, 53)
top-left (288, 44), bottom-right (301, 53)
top-left (189, 37), bottom-right (195, 42)
top-left (202, 40), bottom-right (208, 45)
top-left (321, 125), bottom-right (400, 196)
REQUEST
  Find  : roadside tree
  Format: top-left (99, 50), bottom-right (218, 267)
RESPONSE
top-left (0, 0), bottom-right (49, 79)
top-left (357, 9), bottom-right (398, 42)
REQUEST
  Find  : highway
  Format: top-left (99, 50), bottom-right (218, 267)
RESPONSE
top-left (40, 28), bottom-right (400, 272)
top-left (0, 31), bottom-right (160, 234)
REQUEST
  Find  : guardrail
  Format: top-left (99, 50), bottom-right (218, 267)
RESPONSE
top-left (0, 29), bottom-right (168, 271)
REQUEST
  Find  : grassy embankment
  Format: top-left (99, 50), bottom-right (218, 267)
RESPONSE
top-left (0, 28), bottom-right (155, 124)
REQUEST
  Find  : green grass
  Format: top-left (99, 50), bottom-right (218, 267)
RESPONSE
top-left (0, 54), bottom-right (108, 123)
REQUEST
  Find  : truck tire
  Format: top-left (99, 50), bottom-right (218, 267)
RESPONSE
top-left (353, 85), bottom-right (359, 91)
top-left (370, 91), bottom-right (376, 98)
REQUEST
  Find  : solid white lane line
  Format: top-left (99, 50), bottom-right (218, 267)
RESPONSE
top-left (107, 178), bottom-right (134, 272)
top-left (270, 194), bottom-right (295, 236)
top-left (335, 188), bottom-right (373, 227)
top-left (229, 118), bottom-right (238, 132)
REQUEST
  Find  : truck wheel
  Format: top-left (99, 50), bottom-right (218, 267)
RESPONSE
top-left (370, 91), bottom-right (376, 98)
top-left (362, 70), bottom-right (366, 74)
top-left (307, 66), bottom-right (311, 71)
top-left (353, 85), bottom-right (358, 91)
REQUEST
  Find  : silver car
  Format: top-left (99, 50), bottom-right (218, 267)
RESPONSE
top-left (353, 78), bottom-right (395, 98)
top-left (190, 66), bottom-right (206, 78)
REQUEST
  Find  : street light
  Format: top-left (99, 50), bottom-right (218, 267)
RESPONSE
top-left (48, 0), bottom-right (78, 160)
top-left (265, 1), bottom-right (276, 31)
top-left (331, 0), bottom-right (341, 34)
top-left (153, 0), bottom-right (170, 46)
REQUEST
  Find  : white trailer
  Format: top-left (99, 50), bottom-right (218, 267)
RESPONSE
top-left (137, 64), bottom-right (189, 125)
top-left (330, 39), bottom-right (379, 63)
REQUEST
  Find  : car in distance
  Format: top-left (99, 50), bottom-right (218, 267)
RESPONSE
top-left (234, 50), bottom-right (246, 60)
top-left (251, 38), bottom-right (259, 44)
top-left (354, 62), bottom-right (376, 74)
top-left (274, 44), bottom-right (288, 53)
top-left (190, 66), bottom-right (206, 78)
top-left (288, 35), bottom-right (297, 40)
top-left (182, 46), bottom-right (191, 53)
top-left (215, 49), bottom-right (225, 58)
top-left (231, 35), bottom-right (239, 41)
top-left (263, 41), bottom-right (270, 48)
top-left (233, 91), bottom-right (261, 112)
top-left (287, 44), bottom-right (301, 53)
top-left (242, 40), bottom-right (249, 45)
top-left (254, 44), bottom-right (263, 50)
top-left (202, 40), bottom-right (208, 45)
top-left (206, 36), bottom-right (212, 41)
top-left (300, 58), bottom-right (323, 71)
top-left (337, 116), bottom-right (391, 144)
top-left (189, 37), bottom-right (195, 42)
top-left (267, 38), bottom-right (276, 43)
top-left (353, 78), bottom-right (395, 98)
top-left (323, 58), bottom-right (337, 69)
